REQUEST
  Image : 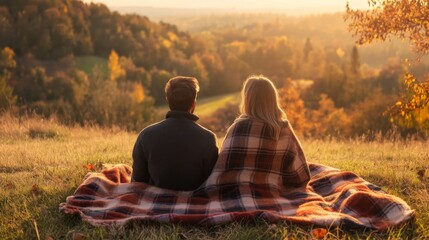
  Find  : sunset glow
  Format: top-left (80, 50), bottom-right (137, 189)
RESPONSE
top-left (83, 0), bottom-right (369, 11)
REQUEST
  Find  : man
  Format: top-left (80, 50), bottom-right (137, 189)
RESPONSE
top-left (132, 76), bottom-right (218, 191)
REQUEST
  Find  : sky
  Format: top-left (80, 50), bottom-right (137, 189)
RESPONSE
top-left (83, 0), bottom-right (369, 11)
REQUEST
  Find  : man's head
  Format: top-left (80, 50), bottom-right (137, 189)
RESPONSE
top-left (165, 76), bottom-right (200, 112)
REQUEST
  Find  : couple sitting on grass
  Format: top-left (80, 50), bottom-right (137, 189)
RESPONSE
top-left (61, 75), bottom-right (413, 229)
top-left (131, 75), bottom-right (310, 191)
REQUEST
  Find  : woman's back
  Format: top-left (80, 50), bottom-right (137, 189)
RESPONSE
top-left (208, 117), bottom-right (311, 189)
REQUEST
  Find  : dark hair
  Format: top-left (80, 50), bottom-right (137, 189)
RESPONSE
top-left (165, 76), bottom-right (200, 111)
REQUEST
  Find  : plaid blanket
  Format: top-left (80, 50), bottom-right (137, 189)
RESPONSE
top-left (60, 118), bottom-right (414, 229)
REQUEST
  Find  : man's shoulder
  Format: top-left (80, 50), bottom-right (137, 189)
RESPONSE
top-left (138, 119), bottom-right (216, 138)
top-left (138, 120), bottom-right (166, 136)
top-left (195, 122), bottom-right (217, 139)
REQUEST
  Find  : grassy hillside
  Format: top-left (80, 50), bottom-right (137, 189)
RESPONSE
top-left (157, 92), bottom-right (240, 118)
top-left (75, 56), bottom-right (108, 76)
top-left (0, 114), bottom-right (428, 239)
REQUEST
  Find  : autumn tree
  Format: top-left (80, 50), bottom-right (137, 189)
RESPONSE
top-left (83, 66), bottom-right (154, 130)
top-left (0, 47), bottom-right (16, 109)
top-left (309, 94), bottom-right (351, 138)
top-left (341, 46), bottom-right (367, 106)
top-left (303, 37), bottom-right (313, 61)
top-left (349, 45), bottom-right (360, 77)
top-left (149, 68), bottom-right (172, 105)
top-left (279, 79), bottom-right (309, 137)
top-left (346, 0), bottom-right (429, 54)
top-left (108, 50), bottom-right (125, 81)
top-left (346, 0), bottom-right (429, 132)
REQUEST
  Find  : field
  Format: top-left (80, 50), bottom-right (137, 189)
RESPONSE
top-left (156, 92), bottom-right (240, 117)
top-left (0, 112), bottom-right (428, 239)
top-left (75, 56), bottom-right (109, 77)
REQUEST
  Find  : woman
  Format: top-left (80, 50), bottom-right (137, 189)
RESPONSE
top-left (210, 75), bottom-right (311, 188)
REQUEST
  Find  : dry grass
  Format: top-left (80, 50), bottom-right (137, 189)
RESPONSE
top-left (0, 114), bottom-right (428, 239)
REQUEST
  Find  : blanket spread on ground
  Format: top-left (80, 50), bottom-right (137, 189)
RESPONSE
top-left (60, 118), bottom-right (414, 230)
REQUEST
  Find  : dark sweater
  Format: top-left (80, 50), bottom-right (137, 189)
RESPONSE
top-left (132, 111), bottom-right (218, 191)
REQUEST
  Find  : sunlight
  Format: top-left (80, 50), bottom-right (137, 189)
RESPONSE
top-left (1, 0), bottom-right (428, 238)
top-left (83, 0), bottom-right (370, 11)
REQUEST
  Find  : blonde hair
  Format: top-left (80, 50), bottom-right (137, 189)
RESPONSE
top-left (239, 75), bottom-right (287, 139)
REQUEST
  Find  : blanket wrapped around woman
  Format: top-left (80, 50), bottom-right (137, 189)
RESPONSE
top-left (60, 117), bottom-right (414, 229)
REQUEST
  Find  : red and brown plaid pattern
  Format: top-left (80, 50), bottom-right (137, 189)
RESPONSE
top-left (60, 118), bottom-right (414, 229)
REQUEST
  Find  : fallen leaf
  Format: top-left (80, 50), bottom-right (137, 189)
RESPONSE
top-left (83, 163), bottom-right (95, 172)
top-left (311, 228), bottom-right (327, 239)
top-left (88, 163), bottom-right (95, 171)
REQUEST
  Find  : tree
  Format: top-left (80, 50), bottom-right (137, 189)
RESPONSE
top-left (0, 47), bottom-right (16, 109)
top-left (307, 61), bottom-right (346, 108)
top-left (340, 46), bottom-right (368, 107)
top-left (279, 79), bottom-right (309, 137)
top-left (0, 6), bottom-right (15, 49)
top-left (303, 37), bottom-right (313, 61)
top-left (309, 94), bottom-right (351, 138)
top-left (349, 88), bottom-right (396, 137)
top-left (108, 50), bottom-right (125, 81)
top-left (346, 1), bottom-right (429, 54)
top-left (149, 68), bottom-right (171, 105)
top-left (83, 66), bottom-right (154, 130)
top-left (349, 45), bottom-right (360, 77)
top-left (346, 0), bottom-right (429, 131)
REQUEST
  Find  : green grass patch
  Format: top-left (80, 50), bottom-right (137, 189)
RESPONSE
top-left (157, 92), bottom-right (240, 118)
top-left (1, 116), bottom-right (428, 239)
top-left (75, 56), bottom-right (108, 77)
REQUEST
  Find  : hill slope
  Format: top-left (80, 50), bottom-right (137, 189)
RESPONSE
top-left (0, 114), bottom-right (428, 239)
top-left (156, 92), bottom-right (240, 118)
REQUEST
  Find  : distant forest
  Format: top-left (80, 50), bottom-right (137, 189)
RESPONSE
top-left (0, 0), bottom-right (427, 137)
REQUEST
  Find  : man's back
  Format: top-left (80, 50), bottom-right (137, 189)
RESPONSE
top-left (132, 111), bottom-right (218, 191)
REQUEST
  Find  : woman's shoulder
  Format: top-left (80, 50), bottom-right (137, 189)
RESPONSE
top-left (227, 116), bottom-right (290, 136)
top-left (231, 116), bottom-right (289, 127)
top-left (229, 116), bottom-right (257, 128)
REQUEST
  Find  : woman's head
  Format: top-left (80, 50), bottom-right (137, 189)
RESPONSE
top-left (240, 75), bottom-right (287, 138)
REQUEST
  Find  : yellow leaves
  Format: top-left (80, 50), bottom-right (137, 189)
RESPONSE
top-left (336, 48), bottom-right (345, 58)
top-left (132, 83), bottom-right (145, 103)
top-left (108, 50), bottom-right (125, 81)
top-left (167, 31), bottom-right (178, 42)
top-left (0, 47), bottom-right (16, 70)
top-left (275, 36), bottom-right (289, 46)
top-left (2, 47), bottom-right (15, 60)
top-left (346, 0), bottom-right (429, 54)
top-left (388, 73), bottom-right (429, 132)
top-left (162, 39), bottom-right (172, 49)
top-left (229, 41), bottom-right (246, 54)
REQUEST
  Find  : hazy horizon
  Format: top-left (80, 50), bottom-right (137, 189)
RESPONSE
top-left (83, 0), bottom-right (369, 13)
